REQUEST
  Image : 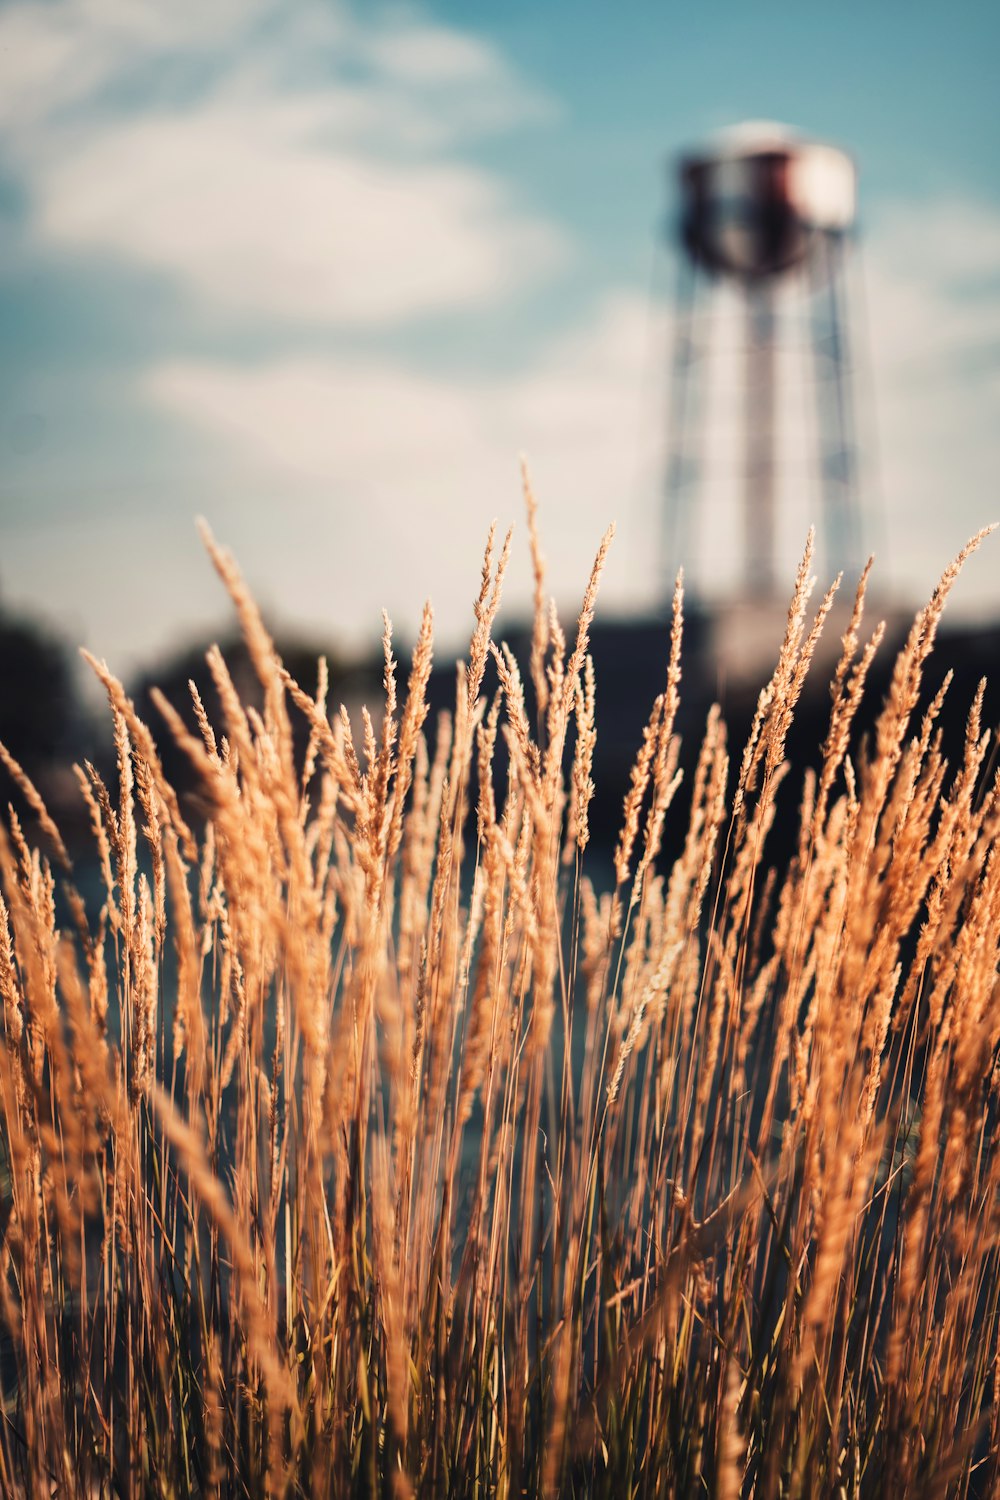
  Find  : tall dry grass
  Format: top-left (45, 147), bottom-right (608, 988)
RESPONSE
top-left (0, 502), bottom-right (999, 1498)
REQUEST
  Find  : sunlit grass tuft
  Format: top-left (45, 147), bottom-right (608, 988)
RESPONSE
top-left (0, 503), bottom-right (998, 1497)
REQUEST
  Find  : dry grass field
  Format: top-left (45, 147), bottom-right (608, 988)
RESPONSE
top-left (0, 498), bottom-right (999, 1497)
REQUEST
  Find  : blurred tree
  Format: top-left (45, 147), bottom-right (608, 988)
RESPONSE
top-left (0, 602), bottom-right (87, 769)
top-left (0, 594), bottom-right (97, 850)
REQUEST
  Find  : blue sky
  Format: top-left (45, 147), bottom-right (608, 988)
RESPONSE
top-left (1, 0), bottom-right (998, 673)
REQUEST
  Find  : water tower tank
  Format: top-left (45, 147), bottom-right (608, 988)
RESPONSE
top-left (679, 122), bottom-right (856, 280)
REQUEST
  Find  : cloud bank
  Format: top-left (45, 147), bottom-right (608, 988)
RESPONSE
top-left (0, 0), bottom-right (564, 324)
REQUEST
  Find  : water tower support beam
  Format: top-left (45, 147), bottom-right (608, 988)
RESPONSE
top-left (811, 232), bottom-right (861, 581)
top-left (745, 281), bottom-right (777, 596)
top-left (663, 253), bottom-right (700, 592)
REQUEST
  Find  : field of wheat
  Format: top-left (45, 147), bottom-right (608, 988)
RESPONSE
top-left (0, 498), bottom-right (998, 1498)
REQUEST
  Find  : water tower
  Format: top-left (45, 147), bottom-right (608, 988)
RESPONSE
top-left (663, 122), bottom-right (863, 603)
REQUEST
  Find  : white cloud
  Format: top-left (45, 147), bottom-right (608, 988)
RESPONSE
top-left (864, 198), bottom-right (1000, 605)
top-left (141, 291), bottom-right (664, 658)
top-left (0, 292), bottom-right (664, 677)
top-left (0, 0), bottom-right (565, 324)
top-left (148, 355), bottom-right (486, 481)
top-left (362, 23), bottom-right (504, 86)
top-left (0, 0), bottom-right (275, 130)
top-left (33, 104), bottom-right (563, 324)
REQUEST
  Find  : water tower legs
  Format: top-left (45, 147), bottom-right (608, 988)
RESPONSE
top-left (665, 125), bottom-right (864, 606)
